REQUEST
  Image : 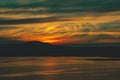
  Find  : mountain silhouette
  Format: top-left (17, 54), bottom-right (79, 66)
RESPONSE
top-left (0, 41), bottom-right (119, 57)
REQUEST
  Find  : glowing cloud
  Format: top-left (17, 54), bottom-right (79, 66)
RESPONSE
top-left (0, 0), bottom-right (120, 44)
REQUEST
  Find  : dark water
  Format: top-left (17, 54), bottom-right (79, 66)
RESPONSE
top-left (0, 57), bottom-right (120, 80)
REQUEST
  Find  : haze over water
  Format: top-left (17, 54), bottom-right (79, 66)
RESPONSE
top-left (0, 57), bottom-right (120, 80)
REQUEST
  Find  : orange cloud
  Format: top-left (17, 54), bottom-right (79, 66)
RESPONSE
top-left (0, 11), bottom-right (120, 44)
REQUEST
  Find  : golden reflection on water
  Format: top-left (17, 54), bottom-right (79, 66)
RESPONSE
top-left (37, 57), bottom-right (91, 80)
top-left (40, 57), bottom-right (59, 67)
top-left (40, 57), bottom-right (63, 80)
top-left (0, 57), bottom-right (120, 80)
top-left (0, 57), bottom-right (92, 78)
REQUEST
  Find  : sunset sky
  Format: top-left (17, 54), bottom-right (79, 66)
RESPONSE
top-left (0, 0), bottom-right (120, 44)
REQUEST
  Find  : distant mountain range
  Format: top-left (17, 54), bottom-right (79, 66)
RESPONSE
top-left (0, 41), bottom-right (119, 57)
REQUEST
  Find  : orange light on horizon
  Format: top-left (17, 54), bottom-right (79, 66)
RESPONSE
top-left (19, 36), bottom-right (68, 45)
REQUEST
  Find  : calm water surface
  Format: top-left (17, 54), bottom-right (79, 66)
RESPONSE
top-left (0, 57), bottom-right (120, 80)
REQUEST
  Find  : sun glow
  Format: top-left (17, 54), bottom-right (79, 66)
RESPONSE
top-left (41, 40), bottom-right (63, 44)
top-left (20, 36), bottom-right (66, 44)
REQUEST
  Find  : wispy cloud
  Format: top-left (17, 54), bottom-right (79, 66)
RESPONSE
top-left (0, 0), bottom-right (119, 44)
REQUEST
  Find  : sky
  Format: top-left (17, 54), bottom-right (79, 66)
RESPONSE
top-left (0, 0), bottom-right (120, 44)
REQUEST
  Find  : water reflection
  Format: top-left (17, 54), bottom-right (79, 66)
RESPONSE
top-left (0, 57), bottom-right (120, 80)
top-left (39, 57), bottom-right (62, 80)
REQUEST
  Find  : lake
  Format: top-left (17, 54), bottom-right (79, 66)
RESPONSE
top-left (0, 57), bottom-right (120, 80)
